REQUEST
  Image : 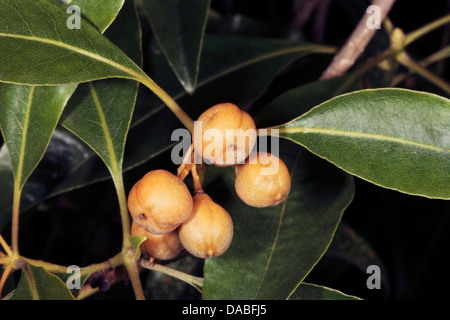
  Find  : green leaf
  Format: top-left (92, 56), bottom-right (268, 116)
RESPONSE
top-left (8, 264), bottom-right (75, 300)
top-left (289, 282), bottom-right (361, 300)
top-left (54, 0), bottom-right (125, 33)
top-left (0, 0), bottom-right (146, 86)
top-left (0, 34), bottom-right (336, 229)
top-left (129, 235), bottom-right (147, 260)
top-left (276, 88), bottom-right (450, 199)
top-left (0, 0), bottom-right (129, 214)
top-left (142, 0), bottom-right (210, 93)
top-left (142, 34), bottom-right (336, 124)
top-left (61, 80), bottom-right (137, 176)
top-left (0, 84), bottom-right (77, 189)
top-left (60, 0), bottom-right (141, 177)
top-left (202, 141), bottom-right (355, 299)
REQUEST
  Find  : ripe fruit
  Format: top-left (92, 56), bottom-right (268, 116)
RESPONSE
top-left (178, 193), bottom-right (233, 258)
top-left (127, 169), bottom-right (194, 234)
top-left (131, 221), bottom-right (184, 260)
top-left (234, 152), bottom-right (291, 207)
top-left (193, 103), bottom-right (256, 166)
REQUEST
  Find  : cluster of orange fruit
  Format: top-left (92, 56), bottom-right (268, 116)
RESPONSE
top-left (128, 103), bottom-right (291, 261)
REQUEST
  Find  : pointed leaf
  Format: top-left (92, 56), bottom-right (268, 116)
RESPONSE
top-left (142, 0), bottom-right (210, 93)
top-left (0, 84), bottom-right (77, 189)
top-left (1, 35), bottom-right (335, 225)
top-left (0, 0), bottom-right (146, 86)
top-left (0, 0), bottom-right (128, 214)
top-left (8, 264), bottom-right (75, 300)
top-left (202, 142), bottom-right (355, 299)
top-left (149, 34), bottom-right (336, 117)
top-left (276, 88), bottom-right (450, 199)
top-left (60, 0), bottom-right (141, 176)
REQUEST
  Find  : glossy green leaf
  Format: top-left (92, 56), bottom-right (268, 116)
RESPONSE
top-left (142, 0), bottom-right (210, 93)
top-left (0, 0), bottom-right (129, 215)
top-left (276, 88), bottom-right (450, 199)
top-left (60, 0), bottom-right (141, 177)
top-left (0, 84), bottom-right (77, 190)
top-left (289, 282), bottom-right (361, 300)
top-left (202, 141), bottom-right (355, 299)
top-left (54, 0), bottom-right (125, 33)
top-left (0, 34), bottom-right (335, 230)
top-left (0, 0), bottom-right (146, 86)
top-left (8, 264), bottom-right (75, 300)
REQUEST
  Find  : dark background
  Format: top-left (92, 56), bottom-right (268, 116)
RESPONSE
top-left (1, 0), bottom-right (449, 300)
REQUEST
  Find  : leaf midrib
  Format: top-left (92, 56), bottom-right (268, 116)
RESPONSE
top-left (253, 150), bottom-right (301, 299)
top-left (279, 127), bottom-right (449, 153)
top-left (15, 85), bottom-right (35, 189)
top-left (0, 32), bottom-right (144, 83)
top-left (88, 82), bottom-right (120, 176)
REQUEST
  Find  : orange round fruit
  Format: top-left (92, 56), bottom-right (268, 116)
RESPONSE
top-left (127, 169), bottom-right (193, 234)
top-left (131, 221), bottom-right (183, 260)
top-left (178, 193), bottom-right (233, 258)
top-left (193, 103), bottom-right (256, 166)
top-left (235, 152), bottom-right (291, 207)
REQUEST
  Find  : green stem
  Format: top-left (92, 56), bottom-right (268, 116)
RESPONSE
top-left (11, 185), bottom-right (21, 257)
top-left (140, 259), bottom-right (204, 293)
top-left (112, 173), bottom-right (145, 300)
top-left (397, 51), bottom-right (450, 95)
top-left (391, 46), bottom-right (450, 86)
top-left (22, 258), bottom-right (67, 274)
top-left (124, 258), bottom-right (145, 300)
top-left (113, 173), bottom-right (131, 248)
top-left (138, 76), bottom-right (195, 133)
top-left (405, 14), bottom-right (450, 46)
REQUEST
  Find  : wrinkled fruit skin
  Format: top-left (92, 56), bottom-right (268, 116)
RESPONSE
top-left (131, 221), bottom-right (184, 260)
top-left (128, 169), bottom-right (194, 234)
top-left (235, 152), bottom-right (291, 207)
top-left (193, 103), bottom-right (256, 166)
top-left (178, 193), bottom-right (233, 258)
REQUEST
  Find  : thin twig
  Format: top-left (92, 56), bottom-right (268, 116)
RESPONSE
top-left (320, 0), bottom-right (396, 80)
top-left (0, 234), bottom-right (12, 257)
top-left (0, 265), bottom-right (13, 299)
top-left (405, 14), bottom-right (450, 46)
top-left (396, 51), bottom-right (450, 95)
top-left (140, 259), bottom-right (204, 293)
